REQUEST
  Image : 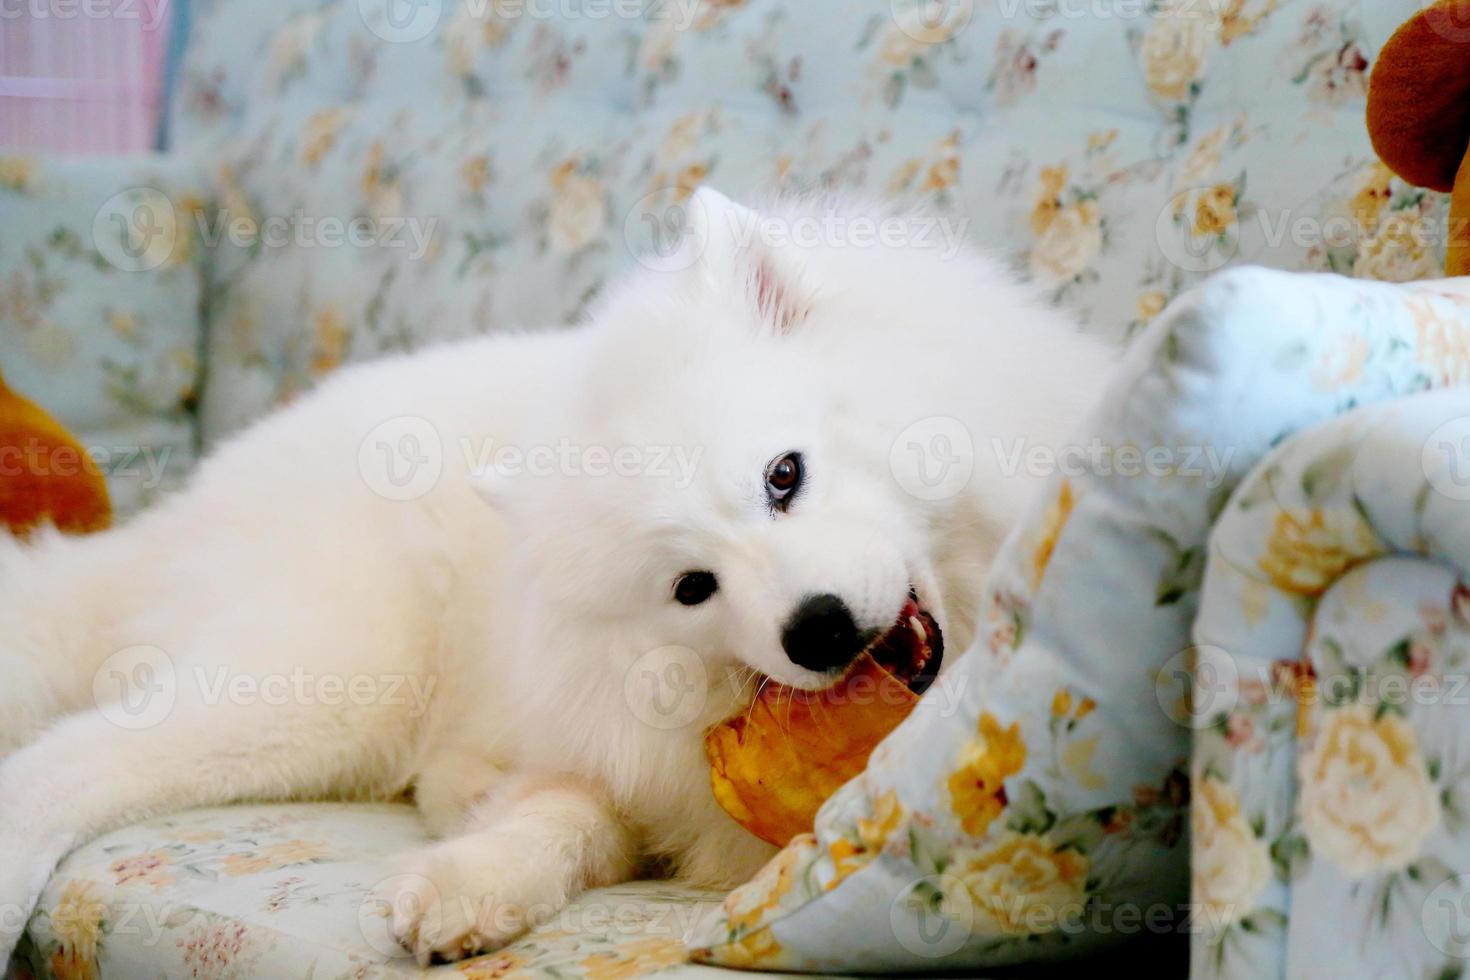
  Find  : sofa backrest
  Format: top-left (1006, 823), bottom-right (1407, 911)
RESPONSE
top-left (170, 0), bottom-right (1448, 440)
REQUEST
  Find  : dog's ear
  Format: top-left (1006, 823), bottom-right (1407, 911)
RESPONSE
top-left (685, 187), bottom-right (813, 334)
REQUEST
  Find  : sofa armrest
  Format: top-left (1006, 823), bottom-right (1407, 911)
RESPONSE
top-left (0, 151), bottom-right (209, 515)
top-left (1192, 387), bottom-right (1470, 979)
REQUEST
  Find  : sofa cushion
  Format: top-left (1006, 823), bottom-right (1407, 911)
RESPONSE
top-left (689, 269), bottom-right (1470, 972)
top-left (13, 802), bottom-right (757, 980)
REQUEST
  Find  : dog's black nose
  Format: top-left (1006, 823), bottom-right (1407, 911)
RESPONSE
top-left (782, 593), bottom-right (862, 673)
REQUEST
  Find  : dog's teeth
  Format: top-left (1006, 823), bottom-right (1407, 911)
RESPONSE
top-left (909, 616), bottom-right (926, 644)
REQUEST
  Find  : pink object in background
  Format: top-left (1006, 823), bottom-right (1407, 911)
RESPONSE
top-left (0, 0), bottom-right (174, 152)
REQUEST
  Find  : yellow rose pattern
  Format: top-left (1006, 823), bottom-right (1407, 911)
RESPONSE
top-left (1191, 776), bottom-right (1270, 929)
top-left (947, 713), bottom-right (1028, 837)
top-left (826, 789), bottom-right (905, 886)
top-left (1257, 507), bottom-right (1384, 597)
top-left (1026, 154), bottom-right (1114, 301)
top-left (695, 662), bottom-right (1190, 969)
top-left (939, 831), bottom-right (1089, 936)
top-left (1193, 390), bottom-right (1470, 978)
top-left (0, 153), bottom-right (36, 191)
top-left (577, 937), bottom-right (686, 980)
top-left (1299, 704), bottom-right (1441, 877)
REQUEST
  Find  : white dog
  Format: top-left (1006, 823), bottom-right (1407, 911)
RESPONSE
top-left (0, 190), bottom-right (1111, 964)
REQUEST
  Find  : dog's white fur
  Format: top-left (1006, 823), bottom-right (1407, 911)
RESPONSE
top-left (0, 190), bottom-right (1112, 963)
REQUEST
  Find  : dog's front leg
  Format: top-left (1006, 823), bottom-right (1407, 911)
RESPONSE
top-left (379, 773), bottom-right (637, 963)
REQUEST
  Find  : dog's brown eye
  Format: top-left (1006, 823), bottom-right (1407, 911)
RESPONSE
top-left (674, 571), bottom-right (718, 606)
top-left (765, 452), bottom-right (803, 511)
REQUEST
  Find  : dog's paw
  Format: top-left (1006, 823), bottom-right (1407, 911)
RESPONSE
top-left (373, 842), bottom-right (563, 964)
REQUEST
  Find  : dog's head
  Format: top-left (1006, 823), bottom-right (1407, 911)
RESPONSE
top-left (476, 190), bottom-right (1012, 700)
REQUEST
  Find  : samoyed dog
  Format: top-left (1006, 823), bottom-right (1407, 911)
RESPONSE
top-left (0, 190), bottom-right (1111, 963)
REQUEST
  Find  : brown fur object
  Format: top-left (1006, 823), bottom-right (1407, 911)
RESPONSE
top-left (1367, 0), bottom-right (1470, 275)
top-left (0, 369), bottom-right (111, 537)
top-left (705, 653), bottom-right (919, 846)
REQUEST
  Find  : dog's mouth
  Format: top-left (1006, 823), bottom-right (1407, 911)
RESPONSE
top-left (863, 589), bottom-right (944, 696)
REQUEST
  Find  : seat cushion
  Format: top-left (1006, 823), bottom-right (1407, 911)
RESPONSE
top-left (12, 802), bottom-right (759, 980)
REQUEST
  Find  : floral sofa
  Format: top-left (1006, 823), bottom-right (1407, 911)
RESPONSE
top-left (2, 0), bottom-right (1467, 977)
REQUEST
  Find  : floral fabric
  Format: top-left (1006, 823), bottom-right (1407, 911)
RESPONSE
top-left (691, 270), bottom-right (1470, 972)
top-left (0, 154), bottom-right (207, 514)
top-left (1192, 386), bottom-right (1470, 979)
top-left (164, 0), bottom-right (1446, 441)
top-left (0, 0), bottom-right (1452, 492)
top-left (9, 802), bottom-right (777, 980)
